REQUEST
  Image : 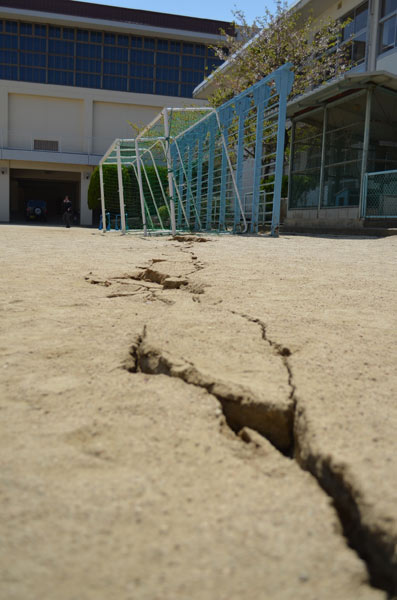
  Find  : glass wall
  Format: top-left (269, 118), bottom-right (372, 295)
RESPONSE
top-left (289, 109), bottom-right (323, 209)
top-left (289, 91), bottom-right (368, 210)
top-left (0, 19), bottom-right (223, 97)
top-left (341, 1), bottom-right (369, 65)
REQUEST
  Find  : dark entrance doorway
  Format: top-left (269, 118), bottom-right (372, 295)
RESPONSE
top-left (10, 170), bottom-right (80, 224)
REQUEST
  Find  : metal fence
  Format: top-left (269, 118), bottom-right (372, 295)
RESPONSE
top-left (363, 170), bottom-right (397, 218)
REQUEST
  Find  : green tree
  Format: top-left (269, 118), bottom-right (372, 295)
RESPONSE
top-left (208, 0), bottom-right (351, 106)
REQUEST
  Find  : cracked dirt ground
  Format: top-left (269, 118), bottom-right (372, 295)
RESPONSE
top-left (0, 226), bottom-right (396, 600)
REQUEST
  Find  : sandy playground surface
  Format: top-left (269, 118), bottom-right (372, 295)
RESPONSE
top-left (0, 224), bottom-right (396, 600)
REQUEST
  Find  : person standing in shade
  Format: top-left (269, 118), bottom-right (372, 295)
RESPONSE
top-left (62, 195), bottom-right (73, 228)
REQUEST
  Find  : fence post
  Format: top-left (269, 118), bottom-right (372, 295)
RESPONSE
top-left (116, 142), bottom-right (126, 234)
top-left (135, 139), bottom-right (147, 236)
top-left (99, 163), bottom-right (106, 234)
top-left (359, 87), bottom-right (373, 219)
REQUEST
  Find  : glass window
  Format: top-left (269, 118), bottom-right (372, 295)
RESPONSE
top-left (20, 36), bottom-right (46, 51)
top-left (104, 46), bottom-right (128, 60)
top-left (130, 64), bottom-right (153, 78)
top-left (77, 30), bottom-right (89, 42)
top-left (104, 61), bottom-right (127, 75)
top-left (20, 23), bottom-right (32, 35)
top-left (181, 70), bottom-right (203, 83)
top-left (0, 64), bottom-right (17, 79)
top-left (156, 67), bottom-right (179, 81)
top-left (48, 40), bottom-right (74, 55)
top-left (380, 15), bottom-right (396, 51)
top-left (182, 55), bottom-right (204, 70)
top-left (195, 44), bottom-right (205, 56)
top-left (5, 21), bottom-right (17, 34)
top-left (35, 24), bottom-right (46, 37)
top-left (382, 0), bottom-right (397, 17)
top-left (103, 75), bottom-right (127, 90)
top-left (144, 38), bottom-right (155, 49)
top-left (183, 42), bottom-right (194, 54)
top-left (157, 39), bottom-right (169, 51)
top-left (0, 50), bottom-right (17, 63)
top-left (117, 35), bottom-right (129, 46)
top-left (131, 37), bottom-right (142, 48)
top-left (48, 55), bottom-right (74, 69)
top-left (130, 78), bottom-right (153, 93)
top-left (170, 41), bottom-right (180, 52)
top-left (76, 72), bottom-right (100, 88)
top-left (76, 58), bottom-right (101, 73)
top-left (104, 33), bottom-right (116, 45)
top-left (181, 83), bottom-right (194, 97)
top-left (131, 49), bottom-right (154, 64)
top-left (0, 34), bottom-right (18, 49)
top-left (49, 26), bottom-right (61, 38)
top-left (20, 67), bottom-right (46, 83)
top-left (157, 52), bottom-right (179, 67)
top-left (91, 31), bottom-right (102, 43)
top-left (76, 43), bottom-right (101, 58)
top-left (155, 81), bottom-right (179, 96)
top-left (20, 52), bottom-right (46, 67)
top-left (63, 28), bottom-right (75, 40)
top-left (48, 70), bottom-right (74, 85)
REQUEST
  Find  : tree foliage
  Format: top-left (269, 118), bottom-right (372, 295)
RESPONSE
top-left (208, 0), bottom-right (351, 106)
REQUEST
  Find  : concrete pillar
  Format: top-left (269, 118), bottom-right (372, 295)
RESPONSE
top-left (0, 161), bottom-right (10, 222)
top-left (80, 169), bottom-right (93, 226)
top-left (367, 0), bottom-right (381, 72)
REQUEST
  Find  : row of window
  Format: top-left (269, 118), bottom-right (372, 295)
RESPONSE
top-left (380, 0), bottom-right (397, 52)
top-left (0, 20), bottom-right (219, 56)
top-left (0, 19), bottom-right (223, 97)
top-left (0, 64), bottom-right (197, 96)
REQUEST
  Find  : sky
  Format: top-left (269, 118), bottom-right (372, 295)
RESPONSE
top-left (75, 0), bottom-right (285, 25)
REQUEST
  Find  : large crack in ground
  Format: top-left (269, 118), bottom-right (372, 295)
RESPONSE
top-left (124, 318), bottom-right (396, 598)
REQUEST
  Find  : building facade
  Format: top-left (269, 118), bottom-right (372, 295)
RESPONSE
top-left (0, 0), bottom-right (229, 225)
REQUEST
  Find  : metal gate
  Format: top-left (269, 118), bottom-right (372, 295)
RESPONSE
top-left (363, 170), bottom-right (397, 218)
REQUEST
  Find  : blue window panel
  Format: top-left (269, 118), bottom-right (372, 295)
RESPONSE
top-left (76, 43), bottom-right (101, 58)
top-left (157, 52), bottom-right (180, 67)
top-left (104, 61), bottom-right (127, 75)
top-left (181, 70), bottom-right (202, 83)
top-left (131, 49), bottom-right (154, 64)
top-left (207, 47), bottom-right (217, 57)
top-left (77, 30), bottom-right (89, 42)
top-left (170, 41), bottom-right (180, 53)
top-left (118, 35), bottom-right (129, 46)
top-left (104, 33), bottom-right (116, 45)
top-left (48, 55), bottom-right (74, 69)
top-left (0, 64), bottom-right (17, 79)
top-left (48, 40), bottom-right (74, 56)
top-left (20, 23), bottom-right (32, 35)
top-left (195, 44), bottom-right (205, 56)
top-left (131, 37), bottom-right (142, 48)
top-left (103, 75), bottom-right (127, 90)
top-left (156, 67), bottom-right (179, 81)
top-left (20, 52), bottom-right (46, 67)
top-left (144, 38), bottom-right (155, 49)
top-left (76, 72), bottom-right (100, 88)
top-left (20, 37), bottom-right (46, 51)
top-left (5, 21), bottom-right (17, 34)
top-left (49, 26), bottom-right (61, 38)
top-left (157, 39), bottom-right (169, 51)
top-left (382, 0), bottom-right (397, 17)
top-left (63, 28), bottom-right (75, 40)
top-left (0, 34), bottom-right (18, 49)
top-left (155, 81), bottom-right (179, 96)
top-left (206, 58), bottom-right (222, 72)
top-left (130, 64), bottom-right (153, 78)
top-left (181, 83), bottom-right (194, 97)
top-left (20, 67), bottom-right (46, 83)
top-left (90, 31), bottom-right (102, 43)
top-left (0, 50), bottom-right (17, 64)
top-left (183, 42), bottom-right (194, 54)
top-left (182, 55), bottom-right (204, 70)
top-left (35, 24), bottom-right (47, 37)
top-left (130, 78), bottom-right (153, 93)
top-left (380, 15), bottom-right (397, 50)
top-left (104, 46), bottom-right (128, 60)
top-left (48, 70), bottom-right (74, 85)
top-left (76, 58), bottom-right (101, 72)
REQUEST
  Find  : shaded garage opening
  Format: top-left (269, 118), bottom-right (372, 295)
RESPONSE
top-left (10, 169), bottom-right (81, 225)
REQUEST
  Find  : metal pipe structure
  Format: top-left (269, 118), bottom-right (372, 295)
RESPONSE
top-left (359, 86), bottom-right (374, 218)
top-left (135, 138), bottom-right (148, 236)
top-left (163, 108), bottom-right (176, 235)
top-left (116, 142), bottom-right (127, 234)
top-left (99, 162), bottom-right (106, 233)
